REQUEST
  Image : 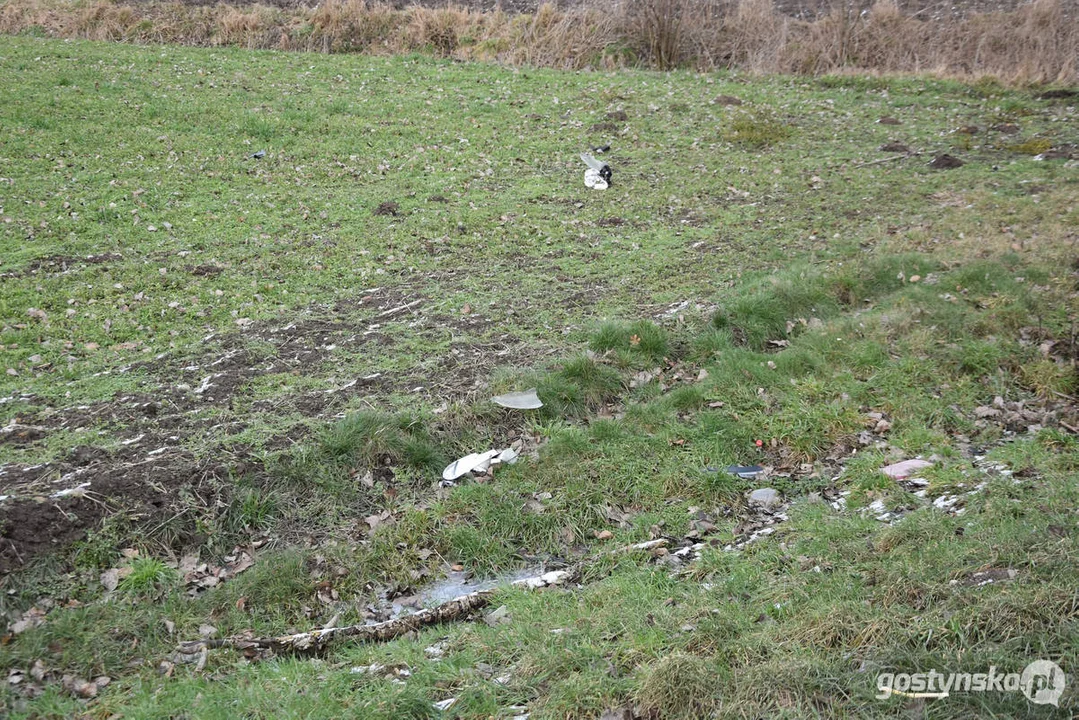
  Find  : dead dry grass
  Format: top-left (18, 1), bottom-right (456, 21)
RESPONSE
top-left (0, 0), bottom-right (1076, 82)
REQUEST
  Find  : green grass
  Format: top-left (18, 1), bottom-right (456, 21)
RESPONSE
top-left (1, 34), bottom-right (1078, 719)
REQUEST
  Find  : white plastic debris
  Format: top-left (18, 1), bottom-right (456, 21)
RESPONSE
top-left (581, 153), bottom-right (610, 190)
top-left (494, 447), bottom-right (520, 465)
top-left (511, 570), bottom-right (571, 590)
top-left (442, 450), bottom-right (501, 481)
top-left (491, 388), bottom-right (543, 410)
top-left (747, 487), bottom-right (781, 510)
top-left (881, 459), bottom-right (933, 479)
top-left (349, 663), bottom-right (385, 675)
top-left (584, 168), bottom-right (608, 189)
top-left (51, 482), bottom-right (91, 499)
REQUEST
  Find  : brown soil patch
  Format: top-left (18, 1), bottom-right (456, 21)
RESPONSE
top-left (374, 201), bottom-right (401, 217)
top-left (880, 142), bottom-right (911, 153)
top-left (929, 153), bottom-right (964, 169)
top-left (0, 448), bottom-right (241, 574)
top-left (1, 252), bottom-right (124, 279)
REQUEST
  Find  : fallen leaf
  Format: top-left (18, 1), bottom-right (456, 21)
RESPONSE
top-left (61, 675), bottom-right (98, 698)
top-left (227, 552), bottom-right (255, 576)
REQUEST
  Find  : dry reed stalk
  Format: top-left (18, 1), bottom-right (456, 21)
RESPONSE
top-left (0, 0), bottom-right (1073, 84)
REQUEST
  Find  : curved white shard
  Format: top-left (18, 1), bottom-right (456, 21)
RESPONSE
top-left (491, 388), bottom-right (543, 410)
top-left (495, 447), bottom-right (520, 465)
top-left (442, 449), bottom-right (501, 481)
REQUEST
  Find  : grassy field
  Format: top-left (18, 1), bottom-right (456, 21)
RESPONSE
top-left (1, 34), bottom-right (1078, 718)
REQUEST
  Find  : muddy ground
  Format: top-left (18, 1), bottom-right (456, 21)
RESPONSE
top-left (0, 282), bottom-right (551, 574)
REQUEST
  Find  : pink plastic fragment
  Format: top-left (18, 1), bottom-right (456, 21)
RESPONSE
top-left (881, 459), bottom-right (933, 480)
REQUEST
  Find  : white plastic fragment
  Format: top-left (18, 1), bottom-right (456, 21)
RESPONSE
top-left (442, 450), bottom-right (501, 481)
top-left (584, 168), bottom-right (608, 190)
top-left (491, 388), bottom-right (543, 410)
top-left (51, 482), bottom-right (90, 498)
top-left (494, 447), bottom-right (520, 465)
top-left (881, 459), bottom-right (933, 479)
top-left (511, 570), bottom-right (570, 590)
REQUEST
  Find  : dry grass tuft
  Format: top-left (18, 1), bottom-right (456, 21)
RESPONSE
top-left (0, 0), bottom-right (1076, 83)
top-left (635, 652), bottom-right (720, 720)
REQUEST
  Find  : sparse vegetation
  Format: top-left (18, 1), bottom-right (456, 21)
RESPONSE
top-left (1, 29), bottom-right (1078, 720)
top-left (116, 557), bottom-right (178, 595)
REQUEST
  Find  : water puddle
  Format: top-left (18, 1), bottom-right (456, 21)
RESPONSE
top-left (386, 565), bottom-right (547, 619)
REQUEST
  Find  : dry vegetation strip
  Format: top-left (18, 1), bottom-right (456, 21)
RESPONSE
top-left (1, 0), bottom-right (1076, 83)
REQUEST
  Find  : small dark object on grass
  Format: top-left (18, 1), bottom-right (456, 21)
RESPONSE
top-left (374, 201), bottom-right (400, 216)
top-left (250, 150), bottom-right (266, 159)
top-left (703, 465), bottom-right (763, 479)
top-left (878, 116), bottom-right (901, 125)
top-left (879, 142), bottom-right (910, 153)
top-left (593, 144), bottom-right (610, 153)
top-left (1038, 89), bottom-right (1077, 100)
top-left (714, 95), bottom-right (742, 106)
top-left (929, 154), bottom-right (964, 169)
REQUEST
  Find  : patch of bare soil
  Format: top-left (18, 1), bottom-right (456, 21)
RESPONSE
top-left (0, 447), bottom-right (241, 574)
top-left (0, 282), bottom-right (558, 571)
top-left (0, 252), bottom-right (123, 280)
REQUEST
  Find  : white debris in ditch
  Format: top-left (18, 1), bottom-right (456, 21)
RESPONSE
top-left (511, 570), bottom-right (571, 590)
top-left (51, 482), bottom-right (90, 498)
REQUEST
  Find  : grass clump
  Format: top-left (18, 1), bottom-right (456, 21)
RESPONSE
top-left (118, 557), bottom-right (179, 596)
top-left (1008, 137), bottom-right (1053, 155)
top-left (590, 320), bottom-right (670, 364)
top-left (635, 652), bottom-right (721, 720)
top-left (831, 254), bottom-right (942, 306)
top-left (316, 410), bottom-right (447, 473)
top-left (222, 486), bottom-right (278, 534)
top-left (1021, 359), bottom-right (1077, 397)
top-left (711, 267), bottom-right (839, 349)
top-left (537, 355), bottom-right (624, 417)
top-left (721, 115), bottom-right (793, 148)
